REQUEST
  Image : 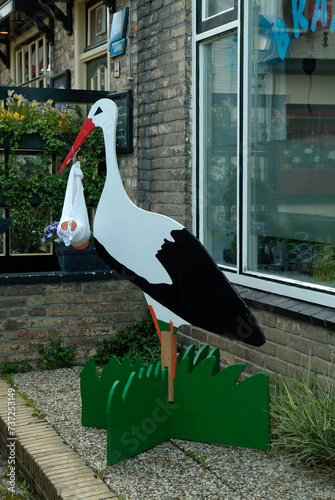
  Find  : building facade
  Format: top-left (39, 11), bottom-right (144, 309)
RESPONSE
top-left (0, 0), bottom-right (334, 381)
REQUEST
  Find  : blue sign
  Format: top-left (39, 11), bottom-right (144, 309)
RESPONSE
top-left (110, 39), bottom-right (127, 58)
top-left (110, 7), bottom-right (129, 44)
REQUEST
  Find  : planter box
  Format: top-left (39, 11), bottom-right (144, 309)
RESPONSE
top-left (1, 133), bottom-right (45, 150)
top-left (56, 244), bottom-right (110, 272)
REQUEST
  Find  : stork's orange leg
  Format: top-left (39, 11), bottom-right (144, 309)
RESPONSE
top-left (149, 305), bottom-right (161, 341)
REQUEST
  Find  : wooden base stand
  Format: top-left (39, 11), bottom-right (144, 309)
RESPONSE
top-left (161, 331), bottom-right (174, 402)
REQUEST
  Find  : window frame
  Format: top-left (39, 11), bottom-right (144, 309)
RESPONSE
top-left (75, 0), bottom-right (110, 91)
top-left (86, 0), bottom-right (108, 52)
top-left (14, 34), bottom-right (50, 88)
top-left (193, 0), bottom-right (335, 308)
top-left (196, 0), bottom-right (238, 34)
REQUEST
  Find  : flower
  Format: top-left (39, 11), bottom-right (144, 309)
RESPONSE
top-left (292, 156), bottom-right (300, 163)
top-left (327, 150), bottom-right (335, 160)
top-left (42, 222), bottom-right (61, 245)
top-left (43, 221), bottom-right (94, 246)
top-left (304, 148), bottom-right (313, 154)
top-left (0, 90), bottom-right (82, 155)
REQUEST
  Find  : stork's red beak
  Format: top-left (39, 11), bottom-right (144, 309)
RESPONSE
top-left (58, 117), bottom-right (95, 173)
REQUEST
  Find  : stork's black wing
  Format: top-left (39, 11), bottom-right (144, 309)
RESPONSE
top-left (95, 228), bottom-right (265, 347)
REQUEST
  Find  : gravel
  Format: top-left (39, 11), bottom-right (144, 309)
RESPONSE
top-left (12, 367), bottom-right (335, 500)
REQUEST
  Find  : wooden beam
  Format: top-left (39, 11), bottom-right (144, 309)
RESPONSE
top-left (161, 331), bottom-right (174, 402)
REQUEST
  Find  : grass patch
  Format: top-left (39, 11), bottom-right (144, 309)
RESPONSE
top-left (271, 364), bottom-right (335, 475)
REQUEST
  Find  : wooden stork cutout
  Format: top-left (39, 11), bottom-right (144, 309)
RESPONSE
top-left (58, 98), bottom-right (269, 462)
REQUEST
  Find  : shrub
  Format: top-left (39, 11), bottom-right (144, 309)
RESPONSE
top-left (95, 316), bottom-right (161, 366)
top-left (271, 364), bottom-right (335, 474)
top-left (37, 337), bottom-right (75, 370)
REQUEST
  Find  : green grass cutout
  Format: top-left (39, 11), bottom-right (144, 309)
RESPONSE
top-left (80, 345), bottom-right (269, 465)
top-left (80, 356), bottom-right (148, 428)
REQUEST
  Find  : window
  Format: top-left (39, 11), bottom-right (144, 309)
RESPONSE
top-left (87, 1), bottom-right (107, 48)
top-left (204, 1), bottom-right (234, 19)
top-left (196, 1), bottom-right (335, 306)
top-left (197, 0), bottom-right (237, 33)
top-left (200, 33), bottom-right (238, 267)
top-left (75, 0), bottom-right (109, 91)
top-left (87, 56), bottom-right (107, 90)
top-left (15, 35), bottom-right (50, 87)
top-left (248, 1), bottom-right (335, 292)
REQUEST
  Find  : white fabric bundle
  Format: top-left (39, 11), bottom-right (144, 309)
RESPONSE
top-left (57, 162), bottom-right (91, 249)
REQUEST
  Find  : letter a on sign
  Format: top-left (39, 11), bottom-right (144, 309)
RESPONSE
top-left (311, 0), bottom-right (328, 31)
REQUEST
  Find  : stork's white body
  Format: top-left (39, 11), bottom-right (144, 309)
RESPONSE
top-left (94, 103), bottom-right (183, 285)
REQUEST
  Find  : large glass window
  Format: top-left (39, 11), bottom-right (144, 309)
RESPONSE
top-left (248, 0), bottom-right (335, 289)
top-left (197, 0), bottom-right (335, 304)
top-left (201, 33), bottom-right (238, 267)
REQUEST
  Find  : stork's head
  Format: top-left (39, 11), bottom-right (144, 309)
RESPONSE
top-left (58, 98), bottom-right (117, 173)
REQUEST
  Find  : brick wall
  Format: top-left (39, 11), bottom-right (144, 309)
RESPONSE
top-left (135, 0), bottom-right (192, 228)
top-left (1, 276), bottom-right (335, 386)
top-left (178, 307), bottom-right (335, 388)
top-left (0, 279), bottom-right (148, 367)
top-left (52, 2), bottom-right (75, 80)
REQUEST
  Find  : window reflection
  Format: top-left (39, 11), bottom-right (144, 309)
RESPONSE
top-left (205, 0), bottom-right (234, 19)
top-left (202, 32), bottom-right (238, 267)
top-left (249, 0), bottom-right (335, 287)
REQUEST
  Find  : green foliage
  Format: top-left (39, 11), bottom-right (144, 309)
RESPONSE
top-left (95, 316), bottom-right (161, 366)
top-left (184, 451), bottom-right (208, 468)
top-left (0, 481), bottom-right (35, 500)
top-left (0, 361), bottom-right (32, 376)
top-left (37, 337), bottom-right (75, 370)
top-left (18, 393), bottom-right (47, 420)
top-left (79, 128), bottom-right (106, 206)
top-left (0, 91), bottom-right (82, 155)
top-left (313, 244), bottom-right (335, 282)
top-left (0, 90), bottom-right (106, 256)
top-left (271, 364), bottom-right (335, 474)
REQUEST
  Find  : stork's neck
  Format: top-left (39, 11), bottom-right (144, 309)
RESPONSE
top-left (102, 122), bottom-right (128, 202)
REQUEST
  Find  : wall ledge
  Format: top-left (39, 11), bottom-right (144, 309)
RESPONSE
top-left (235, 285), bottom-right (335, 333)
top-left (0, 270), bottom-right (116, 285)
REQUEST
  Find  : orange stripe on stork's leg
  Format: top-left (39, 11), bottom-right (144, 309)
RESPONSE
top-left (149, 305), bottom-right (161, 341)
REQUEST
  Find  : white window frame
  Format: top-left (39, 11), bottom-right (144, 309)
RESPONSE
top-left (15, 35), bottom-right (50, 88)
top-left (193, 0), bottom-right (335, 308)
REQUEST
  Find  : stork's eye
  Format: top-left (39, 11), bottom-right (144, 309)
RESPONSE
top-left (94, 107), bottom-right (103, 116)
